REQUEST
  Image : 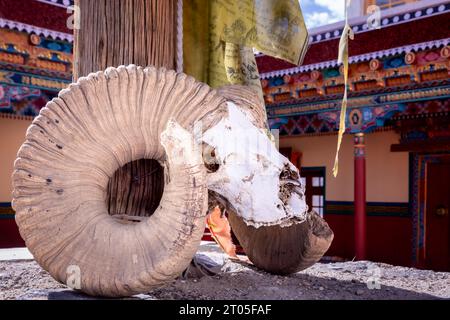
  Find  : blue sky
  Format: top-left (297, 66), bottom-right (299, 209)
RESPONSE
top-left (300, 0), bottom-right (346, 28)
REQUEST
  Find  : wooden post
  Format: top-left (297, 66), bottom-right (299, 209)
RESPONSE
top-left (73, 0), bottom-right (177, 217)
top-left (74, 0), bottom-right (176, 80)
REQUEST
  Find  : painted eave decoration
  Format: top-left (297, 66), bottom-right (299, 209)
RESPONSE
top-left (257, 2), bottom-right (450, 137)
top-left (0, 0), bottom-right (73, 119)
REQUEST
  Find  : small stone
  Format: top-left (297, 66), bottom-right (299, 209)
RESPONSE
top-left (319, 287), bottom-right (324, 291)
top-left (356, 289), bottom-right (364, 295)
top-left (344, 269), bottom-right (352, 273)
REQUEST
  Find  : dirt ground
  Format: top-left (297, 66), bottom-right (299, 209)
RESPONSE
top-left (1, 246), bottom-right (449, 300)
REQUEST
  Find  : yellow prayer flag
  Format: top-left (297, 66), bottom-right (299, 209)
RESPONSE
top-left (333, 0), bottom-right (354, 177)
top-left (183, 0), bottom-right (309, 94)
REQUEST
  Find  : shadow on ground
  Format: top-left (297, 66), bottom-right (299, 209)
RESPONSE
top-left (148, 268), bottom-right (442, 300)
top-left (17, 270), bottom-right (440, 300)
top-left (2, 256), bottom-right (447, 300)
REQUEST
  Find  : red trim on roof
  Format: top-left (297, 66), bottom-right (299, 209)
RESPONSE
top-left (0, 0), bottom-right (71, 34)
top-left (257, 12), bottom-right (450, 74)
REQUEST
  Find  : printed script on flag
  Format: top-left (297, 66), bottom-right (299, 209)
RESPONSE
top-left (183, 0), bottom-right (309, 94)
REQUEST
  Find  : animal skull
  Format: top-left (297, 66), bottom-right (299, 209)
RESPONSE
top-left (202, 102), bottom-right (308, 228)
top-left (199, 87), bottom-right (333, 275)
top-left (12, 66), bottom-right (333, 297)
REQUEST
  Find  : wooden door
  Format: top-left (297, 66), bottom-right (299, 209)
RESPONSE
top-left (425, 159), bottom-right (450, 271)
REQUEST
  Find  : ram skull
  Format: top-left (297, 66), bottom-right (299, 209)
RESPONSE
top-left (12, 66), bottom-right (333, 297)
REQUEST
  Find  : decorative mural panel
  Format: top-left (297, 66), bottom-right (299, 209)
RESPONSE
top-left (271, 99), bottom-right (450, 136)
top-left (38, 38), bottom-right (72, 54)
top-left (0, 83), bottom-right (57, 117)
top-left (393, 99), bottom-right (450, 145)
top-left (264, 37), bottom-right (450, 137)
top-left (274, 113), bottom-right (338, 137)
top-left (319, 104), bottom-right (406, 134)
top-left (0, 27), bottom-right (72, 118)
top-left (0, 69), bottom-right (70, 91)
top-left (383, 54), bottom-right (406, 69)
top-left (261, 21), bottom-right (450, 137)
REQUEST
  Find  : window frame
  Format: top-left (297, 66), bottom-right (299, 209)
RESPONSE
top-left (300, 166), bottom-right (326, 217)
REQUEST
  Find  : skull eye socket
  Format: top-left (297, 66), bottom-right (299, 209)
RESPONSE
top-left (202, 143), bottom-right (220, 173)
top-left (279, 164), bottom-right (300, 181)
top-left (279, 164), bottom-right (304, 205)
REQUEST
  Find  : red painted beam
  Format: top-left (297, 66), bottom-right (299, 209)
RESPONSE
top-left (354, 133), bottom-right (367, 260)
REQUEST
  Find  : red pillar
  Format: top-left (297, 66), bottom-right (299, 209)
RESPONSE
top-left (354, 133), bottom-right (367, 260)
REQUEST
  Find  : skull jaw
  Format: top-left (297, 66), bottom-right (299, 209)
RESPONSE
top-left (208, 189), bottom-right (333, 274)
top-left (227, 208), bottom-right (334, 274)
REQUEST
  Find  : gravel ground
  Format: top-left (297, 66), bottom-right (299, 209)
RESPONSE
top-left (1, 250), bottom-right (449, 300)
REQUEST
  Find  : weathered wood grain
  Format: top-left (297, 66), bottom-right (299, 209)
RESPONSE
top-left (74, 0), bottom-right (176, 217)
top-left (74, 0), bottom-right (176, 79)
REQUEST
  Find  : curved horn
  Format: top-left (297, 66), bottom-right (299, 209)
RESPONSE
top-left (217, 85), bottom-right (268, 130)
top-left (12, 65), bottom-right (226, 297)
